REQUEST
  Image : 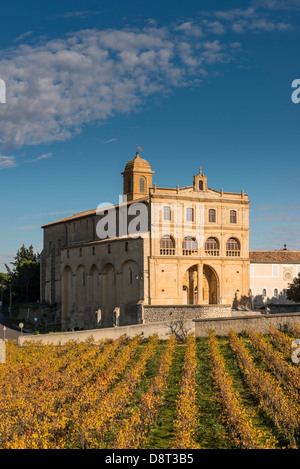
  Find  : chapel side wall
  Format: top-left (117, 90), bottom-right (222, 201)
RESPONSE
top-left (60, 236), bottom-right (146, 329)
top-left (41, 224), bottom-right (67, 305)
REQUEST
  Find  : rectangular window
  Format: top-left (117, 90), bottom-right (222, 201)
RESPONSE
top-left (272, 264), bottom-right (279, 277)
top-left (186, 207), bottom-right (194, 222)
top-left (163, 206), bottom-right (171, 221)
top-left (230, 210), bottom-right (237, 224)
top-left (209, 209), bottom-right (216, 223)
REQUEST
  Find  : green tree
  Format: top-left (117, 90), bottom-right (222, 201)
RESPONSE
top-left (287, 273), bottom-right (300, 303)
top-left (0, 272), bottom-right (9, 306)
top-left (5, 245), bottom-right (40, 304)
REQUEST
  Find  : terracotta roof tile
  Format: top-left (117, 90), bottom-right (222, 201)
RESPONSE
top-left (250, 250), bottom-right (300, 263)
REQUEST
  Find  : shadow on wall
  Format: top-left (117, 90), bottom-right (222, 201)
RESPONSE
top-left (232, 293), bottom-right (252, 310)
top-left (232, 289), bottom-right (295, 310)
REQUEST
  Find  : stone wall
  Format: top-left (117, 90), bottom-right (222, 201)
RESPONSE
top-left (18, 320), bottom-right (195, 346)
top-left (194, 312), bottom-right (300, 337)
top-left (18, 312), bottom-right (300, 346)
top-left (140, 304), bottom-right (232, 323)
top-left (266, 304), bottom-right (300, 314)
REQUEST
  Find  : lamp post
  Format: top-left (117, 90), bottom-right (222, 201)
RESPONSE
top-left (8, 273), bottom-right (13, 320)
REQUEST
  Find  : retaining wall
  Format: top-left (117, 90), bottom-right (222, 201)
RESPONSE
top-left (266, 304), bottom-right (300, 314)
top-left (18, 312), bottom-right (300, 346)
top-left (194, 312), bottom-right (300, 337)
top-left (18, 320), bottom-right (195, 346)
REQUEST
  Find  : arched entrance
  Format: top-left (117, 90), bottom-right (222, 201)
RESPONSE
top-left (120, 259), bottom-right (140, 325)
top-left (203, 265), bottom-right (218, 304)
top-left (182, 264), bottom-right (219, 305)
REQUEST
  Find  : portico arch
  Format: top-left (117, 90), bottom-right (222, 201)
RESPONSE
top-left (203, 265), bottom-right (219, 304)
top-left (120, 259), bottom-right (140, 324)
top-left (182, 264), bottom-right (219, 305)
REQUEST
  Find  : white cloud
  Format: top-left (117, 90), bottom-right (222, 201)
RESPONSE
top-left (0, 11), bottom-right (293, 154)
top-left (26, 152), bottom-right (53, 163)
top-left (14, 30), bottom-right (35, 43)
top-left (103, 138), bottom-right (118, 144)
top-left (0, 155), bottom-right (16, 169)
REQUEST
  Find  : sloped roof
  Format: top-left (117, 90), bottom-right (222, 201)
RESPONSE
top-left (42, 197), bottom-right (149, 228)
top-left (250, 250), bottom-right (300, 264)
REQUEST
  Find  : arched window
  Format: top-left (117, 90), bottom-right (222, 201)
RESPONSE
top-left (274, 288), bottom-right (279, 298)
top-left (262, 288), bottom-right (267, 298)
top-left (182, 236), bottom-right (198, 255)
top-left (163, 206), bottom-right (171, 221)
top-left (230, 210), bottom-right (237, 224)
top-left (226, 237), bottom-right (240, 257)
top-left (186, 207), bottom-right (194, 222)
top-left (199, 180), bottom-right (203, 191)
top-left (209, 209), bottom-right (216, 223)
top-left (204, 237), bottom-right (220, 256)
top-left (160, 235), bottom-right (175, 255)
top-left (139, 177), bottom-right (146, 193)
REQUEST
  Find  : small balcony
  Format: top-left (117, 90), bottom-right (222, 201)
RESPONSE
top-left (205, 250), bottom-right (220, 257)
top-left (226, 250), bottom-right (241, 257)
top-left (182, 249), bottom-right (198, 256)
top-left (160, 248), bottom-right (175, 255)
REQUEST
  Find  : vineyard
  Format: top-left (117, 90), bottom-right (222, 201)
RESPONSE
top-left (1, 325), bottom-right (300, 449)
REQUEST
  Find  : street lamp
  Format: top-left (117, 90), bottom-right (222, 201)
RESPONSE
top-left (8, 273), bottom-right (13, 320)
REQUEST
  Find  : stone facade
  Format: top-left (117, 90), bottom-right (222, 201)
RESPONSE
top-left (40, 150), bottom-right (250, 330)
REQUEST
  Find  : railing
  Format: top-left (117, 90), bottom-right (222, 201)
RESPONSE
top-left (160, 248), bottom-right (175, 255)
top-left (159, 248), bottom-right (241, 257)
top-left (182, 249), bottom-right (198, 256)
top-left (205, 250), bottom-right (220, 256)
top-left (226, 250), bottom-right (241, 257)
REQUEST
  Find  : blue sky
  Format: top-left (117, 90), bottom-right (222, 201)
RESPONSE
top-left (0, 0), bottom-right (300, 270)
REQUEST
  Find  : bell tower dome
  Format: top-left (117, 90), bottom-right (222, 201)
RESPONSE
top-left (121, 150), bottom-right (154, 201)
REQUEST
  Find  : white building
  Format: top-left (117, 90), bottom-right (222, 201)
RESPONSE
top-left (250, 246), bottom-right (300, 307)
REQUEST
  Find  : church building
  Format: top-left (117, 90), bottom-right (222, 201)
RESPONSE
top-left (40, 150), bottom-right (250, 330)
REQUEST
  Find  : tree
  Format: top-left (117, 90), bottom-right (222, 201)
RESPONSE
top-left (287, 273), bottom-right (300, 303)
top-left (0, 272), bottom-right (9, 306)
top-left (5, 245), bottom-right (40, 304)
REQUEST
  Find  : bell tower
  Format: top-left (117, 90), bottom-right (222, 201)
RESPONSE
top-left (193, 166), bottom-right (207, 192)
top-left (121, 150), bottom-right (154, 201)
